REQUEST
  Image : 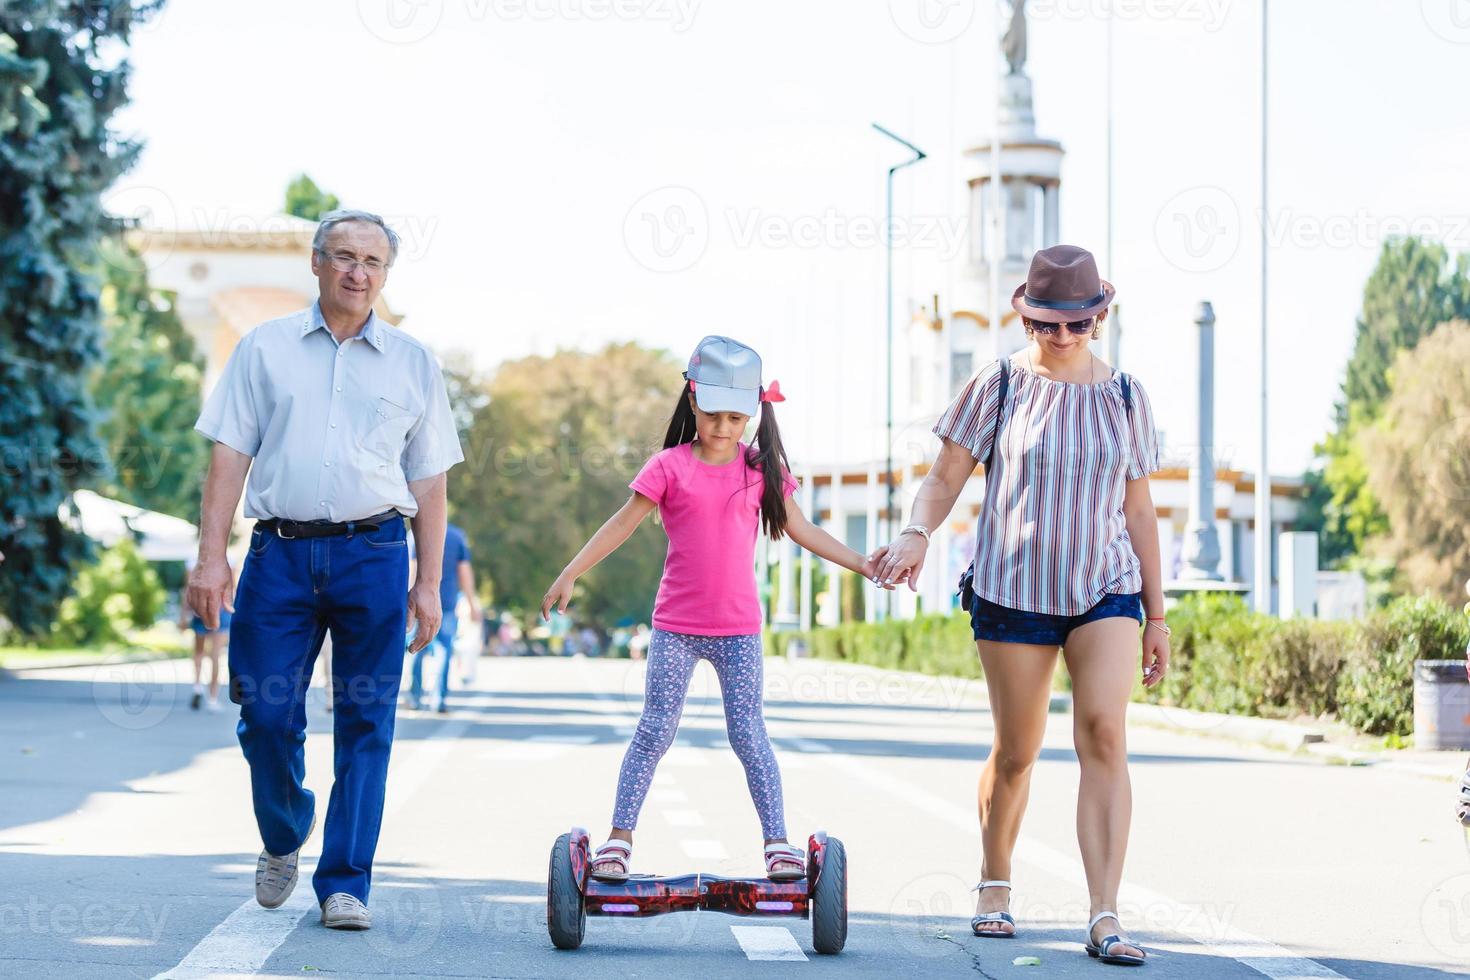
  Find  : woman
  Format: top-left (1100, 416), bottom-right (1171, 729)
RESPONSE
top-left (873, 245), bottom-right (1170, 967)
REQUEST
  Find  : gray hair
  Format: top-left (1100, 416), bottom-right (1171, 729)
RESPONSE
top-left (312, 209), bottom-right (400, 266)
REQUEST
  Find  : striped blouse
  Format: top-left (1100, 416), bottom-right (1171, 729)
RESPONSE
top-left (932, 357), bottom-right (1161, 616)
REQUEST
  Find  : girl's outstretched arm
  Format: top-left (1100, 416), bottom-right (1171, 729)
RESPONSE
top-left (784, 500), bottom-right (890, 586)
top-left (541, 492), bottom-right (658, 620)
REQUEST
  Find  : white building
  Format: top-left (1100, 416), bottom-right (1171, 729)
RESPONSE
top-left (775, 29), bottom-right (1301, 628)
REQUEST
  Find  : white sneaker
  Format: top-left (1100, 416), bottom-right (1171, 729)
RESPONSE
top-left (206, 697), bottom-right (222, 713)
top-left (320, 892), bottom-right (371, 930)
top-left (255, 814), bottom-right (315, 909)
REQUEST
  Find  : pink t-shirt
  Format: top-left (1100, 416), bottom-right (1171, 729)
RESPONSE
top-left (630, 441), bottom-right (799, 636)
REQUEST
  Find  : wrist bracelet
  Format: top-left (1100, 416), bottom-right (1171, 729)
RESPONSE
top-left (1146, 620), bottom-right (1172, 636)
top-left (900, 524), bottom-right (931, 543)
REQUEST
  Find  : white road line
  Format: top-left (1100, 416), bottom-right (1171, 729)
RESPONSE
top-left (680, 839), bottom-right (730, 861)
top-left (663, 809), bottom-right (705, 827)
top-left (153, 718), bottom-right (472, 980)
top-left (663, 746), bottom-right (709, 767)
top-left (528, 733), bottom-right (597, 745)
top-left (730, 925), bottom-right (808, 962)
top-left (780, 737), bottom-right (1346, 980)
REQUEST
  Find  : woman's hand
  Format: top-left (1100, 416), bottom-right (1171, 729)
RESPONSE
top-left (869, 532), bottom-right (929, 591)
top-left (859, 551), bottom-right (898, 590)
top-left (1141, 624), bottom-right (1170, 688)
top-left (541, 572), bottom-right (576, 621)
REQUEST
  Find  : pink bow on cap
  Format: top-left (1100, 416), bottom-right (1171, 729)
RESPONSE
top-left (760, 380), bottom-right (785, 403)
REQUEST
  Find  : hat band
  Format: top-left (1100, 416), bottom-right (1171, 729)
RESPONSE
top-left (1023, 290), bottom-right (1106, 312)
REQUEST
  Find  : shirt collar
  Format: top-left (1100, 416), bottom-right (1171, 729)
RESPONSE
top-left (302, 300), bottom-right (385, 352)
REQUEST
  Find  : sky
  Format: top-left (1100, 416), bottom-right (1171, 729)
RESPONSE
top-left (108, 0), bottom-right (1470, 479)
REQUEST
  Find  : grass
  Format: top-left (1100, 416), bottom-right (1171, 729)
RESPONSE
top-left (0, 625), bottom-right (189, 669)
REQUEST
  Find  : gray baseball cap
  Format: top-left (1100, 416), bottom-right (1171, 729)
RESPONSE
top-left (684, 335), bottom-right (764, 416)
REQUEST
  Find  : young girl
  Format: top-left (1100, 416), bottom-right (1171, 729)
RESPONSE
top-left (541, 335), bottom-right (884, 882)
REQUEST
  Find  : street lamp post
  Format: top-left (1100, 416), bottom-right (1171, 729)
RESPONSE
top-left (872, 122), bottom-right (926, 618)
top-left (1255, 0), bottom-right (1273, 614)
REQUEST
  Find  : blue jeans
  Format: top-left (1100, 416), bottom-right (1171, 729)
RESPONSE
top-left (969, 591), bottom-right (1143, 646)
top-left (228, 517), bottom-right (409, 904)
top-left (409, 612), bottom-right (457, 710)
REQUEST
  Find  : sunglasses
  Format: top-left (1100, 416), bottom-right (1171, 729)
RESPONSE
top-left (1028, 317), bottom-right (1095, 336)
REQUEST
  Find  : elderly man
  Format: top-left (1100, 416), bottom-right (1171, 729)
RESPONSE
top-left (187, 209), bottom-right (462, 930)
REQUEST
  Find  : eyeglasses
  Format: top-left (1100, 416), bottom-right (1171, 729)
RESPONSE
top-left (1028, 317), bottom-right (1094, 336)
top-left (321, 251), bottom-right (389, 275)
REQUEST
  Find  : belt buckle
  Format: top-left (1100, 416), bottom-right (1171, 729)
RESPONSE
top-left (275, 523), bottom-right (297, 540)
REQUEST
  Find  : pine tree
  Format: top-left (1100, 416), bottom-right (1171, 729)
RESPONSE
top-left (0, 2), bottom-right (158, 637)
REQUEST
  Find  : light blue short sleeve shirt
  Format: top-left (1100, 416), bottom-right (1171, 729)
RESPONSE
top-left (195, 302), bottom-right (464, 521)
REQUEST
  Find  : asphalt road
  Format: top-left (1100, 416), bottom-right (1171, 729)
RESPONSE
top-left (0, 652), bottom-right (1465, 979)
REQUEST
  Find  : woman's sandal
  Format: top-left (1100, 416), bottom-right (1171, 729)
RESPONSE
top-left (590, 839), bottom-right (632, 882)
top-left (1456, 768), bottom-right (1470, 826)
top-left (764, 842), bottom-right (806, 881)
top-left (1086, 911), bottom-right (1147, 966)
top-left (970, 880), bottom-right (1016, 938)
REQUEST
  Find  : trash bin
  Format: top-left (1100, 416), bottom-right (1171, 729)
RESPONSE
top-left (1413, 660), bottom-right (1470, 750)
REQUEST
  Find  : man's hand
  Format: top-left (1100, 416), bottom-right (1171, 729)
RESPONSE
top-left (187, 558), bottom-right (235, 631)
top-left (406, 579), bottom-right (442, 654)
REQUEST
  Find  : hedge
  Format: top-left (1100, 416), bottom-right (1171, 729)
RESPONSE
top-left (766, 593), bottom-right (1470, 738)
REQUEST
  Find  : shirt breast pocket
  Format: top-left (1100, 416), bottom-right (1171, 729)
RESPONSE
top-left (359, 395), bottom-right (420, 464)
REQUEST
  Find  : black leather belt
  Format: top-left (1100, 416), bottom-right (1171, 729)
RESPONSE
top-left (258, 509), bottom-right (401, 540)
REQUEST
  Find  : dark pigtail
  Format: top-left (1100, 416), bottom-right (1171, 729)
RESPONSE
top-left (662, 381), bottom-right (698, 449)
top-left (744, 400), bottom-right (792, 540)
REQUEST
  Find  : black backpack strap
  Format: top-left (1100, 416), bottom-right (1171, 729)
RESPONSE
top-left (1120, 371), bottom-right (1133, 417)
top-left (986, 358), bottom-right (1010, 469)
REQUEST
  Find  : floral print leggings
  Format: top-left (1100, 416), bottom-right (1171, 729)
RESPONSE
top-left (612, 629), bottom-right (787, 839)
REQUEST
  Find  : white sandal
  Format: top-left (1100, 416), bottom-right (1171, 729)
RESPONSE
top-left (763, 842), bottom-right (805, 881)
top-left (1086, 910), bottom-right (1147, 966)
top-left (1456, 767), bottom-right (1470, 826)
top-left (590, 839), bottom-right (632, 881)
top-left (970, 880), bottom-right (1015, 938)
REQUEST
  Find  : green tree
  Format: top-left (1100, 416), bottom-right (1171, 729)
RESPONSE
top-left (448, 343), bottom-right (679, 625)
top-left (285, 173), bottom-right (339, 222)
top-left (91, 236), bottom-right (207, 519)
top-left (0, 2), bottom-right (157, 638)
top-left (1361, 321), bottom-right (1470, 603)
top-left (1300, 238), bottom-right (1470, 567)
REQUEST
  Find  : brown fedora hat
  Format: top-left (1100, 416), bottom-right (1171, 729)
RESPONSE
top-left (1011, 244), bottom-right (1116, 322)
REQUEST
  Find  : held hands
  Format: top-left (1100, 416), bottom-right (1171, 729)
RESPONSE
top-left (541, 572), bottom-right (576, 621)
top-left (866, 531), bottom-right (929, 592)
top-left (407, 579), bottom-right (442, 654)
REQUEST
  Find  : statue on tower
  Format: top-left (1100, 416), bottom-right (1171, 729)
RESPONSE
top-left (1002, 0), bottom-right (1027, 75)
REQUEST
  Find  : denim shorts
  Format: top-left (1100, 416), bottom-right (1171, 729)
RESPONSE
top-left (969, 592), bottom-right (1143, 646)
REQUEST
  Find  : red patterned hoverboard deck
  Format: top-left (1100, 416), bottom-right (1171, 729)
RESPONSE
top-left (546, 826), bottom-right (848, 953)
